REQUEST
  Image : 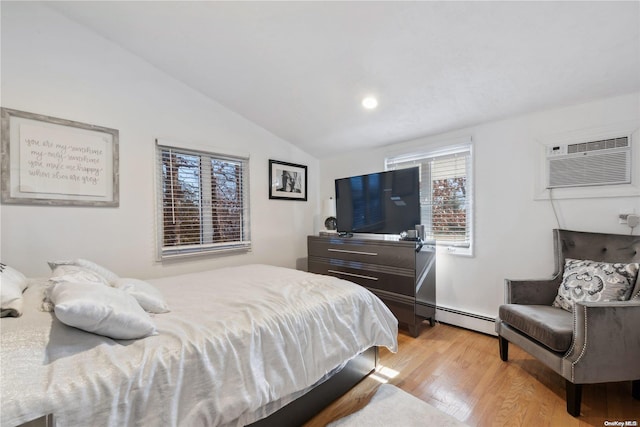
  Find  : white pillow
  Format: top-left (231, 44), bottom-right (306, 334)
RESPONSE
top-left (51, 282), bottom-right (157, 340)
top-left (48, 259), bottom-right (119, 283)
top-left (44, 265), bottom-right (111, 313)
top-left (50, 265), bottom-right (111, 287)
top-left (112, 278), bottom-right (170, 314)
top-left (0, 263), bottom-right (28, 317)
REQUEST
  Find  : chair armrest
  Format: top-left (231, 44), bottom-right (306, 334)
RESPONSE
top-left (504, 274), bottom-right (562, 305)
top-left (563, 300), bottom-right (640, 384)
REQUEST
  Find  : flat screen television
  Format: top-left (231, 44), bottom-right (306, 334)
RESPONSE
top-left (335, 167), bottom-right (421, 235)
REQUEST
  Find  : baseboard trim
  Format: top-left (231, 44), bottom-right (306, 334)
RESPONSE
top-left (435, 305), bottom-right (497, 336)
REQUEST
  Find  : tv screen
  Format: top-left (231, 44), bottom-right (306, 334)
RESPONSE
top-left (335, 167), bottom-right (421, 235)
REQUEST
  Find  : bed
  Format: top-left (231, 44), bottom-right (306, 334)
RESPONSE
top-left (1, 263), bottom-right (398, 427)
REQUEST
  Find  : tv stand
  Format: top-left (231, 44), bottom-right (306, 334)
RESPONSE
top-left (307, 235), bottom-right (436, 337)
top-left (337, 232), bottom-right (353, 238)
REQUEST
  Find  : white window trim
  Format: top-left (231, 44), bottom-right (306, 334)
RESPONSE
top-left (154, 139), bottom-right (251, 261)
top-left (386, 138), bottom-right (474, 257)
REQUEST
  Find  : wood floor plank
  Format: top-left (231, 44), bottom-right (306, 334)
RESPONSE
top-left (304, 322), bottom-right (639, 427)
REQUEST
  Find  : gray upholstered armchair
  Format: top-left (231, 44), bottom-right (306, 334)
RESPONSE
top-left (495, 229), bottom-right (640, 416)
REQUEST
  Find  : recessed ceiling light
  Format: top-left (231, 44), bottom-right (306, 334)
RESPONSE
top-left (362, 96), bottom-right (378, 109)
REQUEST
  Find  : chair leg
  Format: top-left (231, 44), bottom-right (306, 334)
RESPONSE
top-left (633, 380), bottom-right (640, 400)
top-left (566, 380), bottom-right (582, 417)
top-left (498, 336), bottom-right (508, 361)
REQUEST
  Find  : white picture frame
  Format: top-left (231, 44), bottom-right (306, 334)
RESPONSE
top-left (1, 108), bottom-right (119, 206)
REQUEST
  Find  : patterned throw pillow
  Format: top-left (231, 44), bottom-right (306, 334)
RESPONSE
top-left (0, 263), bottom-right (28, 317)
top-left (552, 258), bottom-right (640, 312)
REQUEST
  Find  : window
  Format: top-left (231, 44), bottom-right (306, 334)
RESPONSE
top-left (386, 142), bottom-right (473, 255)
top-left (156, 141), bottom-right (250, 259)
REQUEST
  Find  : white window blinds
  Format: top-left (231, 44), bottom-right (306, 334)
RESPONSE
top-left (156, 141), bottom-right (250, 259)
top-left (386, 143), bottom-right (473, 254)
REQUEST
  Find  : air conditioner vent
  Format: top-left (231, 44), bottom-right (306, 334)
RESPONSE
top-left (566, 136), bottom-right (629, 154)
top-left (546, 135), bottom-right (632, 189)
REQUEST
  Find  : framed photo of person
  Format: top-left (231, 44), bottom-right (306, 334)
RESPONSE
top-left (269, 159), bottom-right (307, 201)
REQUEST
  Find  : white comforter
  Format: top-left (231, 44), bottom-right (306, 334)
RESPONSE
top-left (1, 264), bottom-right (398, 427)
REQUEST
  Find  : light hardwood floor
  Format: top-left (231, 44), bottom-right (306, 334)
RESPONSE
top-left (304, 322), bottom-right (639, 427)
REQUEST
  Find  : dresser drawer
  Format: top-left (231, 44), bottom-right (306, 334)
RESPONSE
top-left (308, 234), bottom-right (436, 337)
top-left (308, 258), bottom-right (416, 297)
top-left (308, 237), bottom-right (415, 269)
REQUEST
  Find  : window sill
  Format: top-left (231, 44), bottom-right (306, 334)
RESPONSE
top-left (159, 244), bottom-right (251, 261)
top-left (437, 244), bottom-right (474, 257)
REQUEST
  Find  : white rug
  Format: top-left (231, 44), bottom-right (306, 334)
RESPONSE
top-left (328, 384), bottom-right (469, 427)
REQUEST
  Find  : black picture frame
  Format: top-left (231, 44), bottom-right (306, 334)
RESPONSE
top-left (269, 159), bottom-right (307, 201)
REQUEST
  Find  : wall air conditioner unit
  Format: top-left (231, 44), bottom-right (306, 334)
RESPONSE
top-left (546, 136), bottom-right (632, 189)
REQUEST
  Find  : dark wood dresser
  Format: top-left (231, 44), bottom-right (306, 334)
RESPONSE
top-left (307, 234), bottom-right (436, 337)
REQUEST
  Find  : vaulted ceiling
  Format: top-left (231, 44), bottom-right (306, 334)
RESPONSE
top-left (49, 1), bottom-right (640, 158)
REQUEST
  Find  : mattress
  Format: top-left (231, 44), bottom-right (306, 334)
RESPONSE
top-left (1, 264), bottom-right (398, 426)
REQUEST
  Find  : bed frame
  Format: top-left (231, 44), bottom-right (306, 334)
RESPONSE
top-left (18, 347), bottom-right (377, 427)
top-left (249, 346), bottom-right (378, 426)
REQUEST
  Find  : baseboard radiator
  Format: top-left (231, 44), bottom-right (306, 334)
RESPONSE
top-left (425, 303), bottom-right (497, 336)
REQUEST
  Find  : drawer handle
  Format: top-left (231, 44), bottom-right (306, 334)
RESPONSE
top-left (328, 269), bottom-right (379, 281)
top-left (327, 248), bottom-right (378, 256)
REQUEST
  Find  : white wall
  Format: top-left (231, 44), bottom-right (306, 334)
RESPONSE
top-left (320, 92), bottom-right (640, 334)
top-left (0, 2), bottom-right (319, 278)
top-left (2, 3), bottom-right (638, 335)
